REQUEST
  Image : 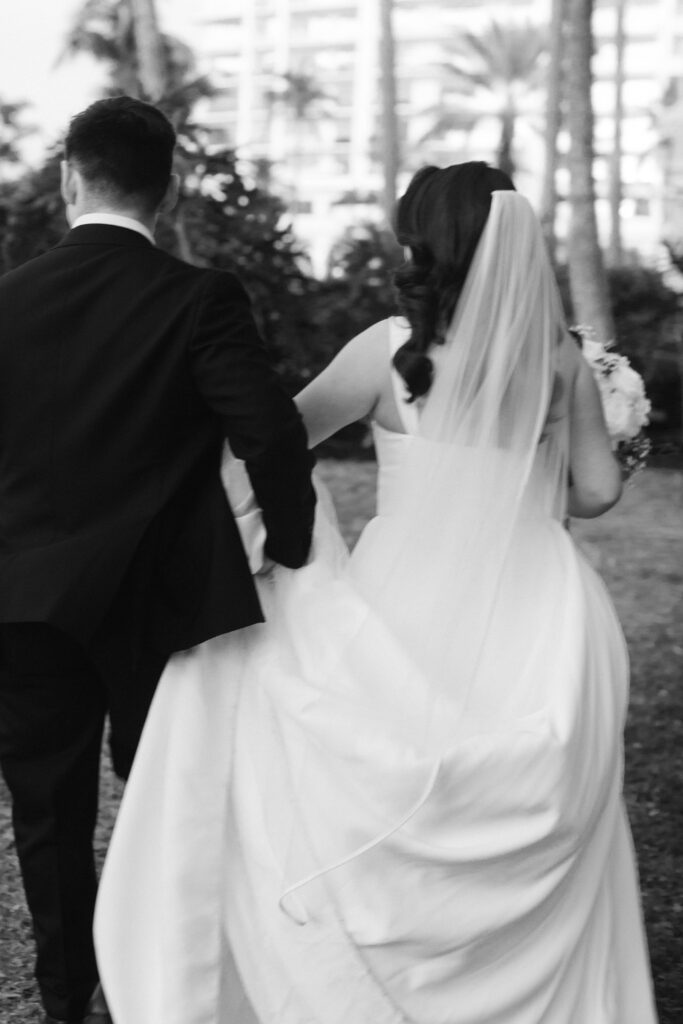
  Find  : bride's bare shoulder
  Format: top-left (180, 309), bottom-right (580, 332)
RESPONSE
top-left (343, 317), bottom-right (393, 362)
top-left (295, 318), bottom-right (395, 446)
top-left (318, 317), bottom-right (395, 386)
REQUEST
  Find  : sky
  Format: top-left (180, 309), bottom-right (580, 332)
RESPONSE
top-left (0, 0), bottom-right (195, 161)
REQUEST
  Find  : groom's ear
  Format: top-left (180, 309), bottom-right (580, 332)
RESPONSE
top-left (158, 173), bottom-right (180, 216)
top-left (60, 160), bottom-right (79, 219)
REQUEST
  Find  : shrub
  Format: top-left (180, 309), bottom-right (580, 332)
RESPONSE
top-left (300, 222), bottom-right (403, 456)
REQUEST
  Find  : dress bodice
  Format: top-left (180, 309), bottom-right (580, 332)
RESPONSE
top-left (371, 422), bottom-right (416, 517)
top-left (371, 317), bottom-right (569, 522)
top-left (371, 318), bottom-right (419, 518)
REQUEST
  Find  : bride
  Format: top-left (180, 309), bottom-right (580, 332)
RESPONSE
top-left (94, 163), bottom-right (658, 1024)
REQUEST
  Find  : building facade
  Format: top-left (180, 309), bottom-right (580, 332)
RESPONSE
top-left (179, 0), bottom-right (683, 271)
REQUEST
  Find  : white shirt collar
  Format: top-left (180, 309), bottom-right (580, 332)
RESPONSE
top-left (71, 213), bottom-right (155, 245)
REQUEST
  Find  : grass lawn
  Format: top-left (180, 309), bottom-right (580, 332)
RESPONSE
top-left (1, 464), bottom-right (681, 1023)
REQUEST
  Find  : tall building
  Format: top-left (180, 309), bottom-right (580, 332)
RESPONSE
top-left (587, 0), bottom-right (682, 253)
top-left (180, 0), bottom-right (683, 271)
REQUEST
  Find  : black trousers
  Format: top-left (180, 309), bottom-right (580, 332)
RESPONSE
top-left (0, 621), bottom-right (167, 1021)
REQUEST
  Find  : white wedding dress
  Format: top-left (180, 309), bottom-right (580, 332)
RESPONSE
top-left (94, 194), bottom-right (657, 1024)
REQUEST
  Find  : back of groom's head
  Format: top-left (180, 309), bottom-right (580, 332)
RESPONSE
top-left (64, 96), bottom-right (176, 212)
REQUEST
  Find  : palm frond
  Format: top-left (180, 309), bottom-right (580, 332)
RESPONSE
top-left (56, 0), bottom-right (132, 67)
top-left (451, 20), bottom-right (548, 86)
top-left (418, 109), bottom-right (477, 144)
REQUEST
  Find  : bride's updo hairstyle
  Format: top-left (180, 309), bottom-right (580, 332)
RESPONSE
top-left (393, 162), bottom-right (515, 401)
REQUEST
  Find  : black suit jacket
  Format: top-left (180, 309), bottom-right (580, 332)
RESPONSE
top-left (0, 223), bottom-right (316, 656)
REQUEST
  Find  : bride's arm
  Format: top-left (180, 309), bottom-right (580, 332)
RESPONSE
top-left (566, 342), bottom-right (623, 518)
top-left (296, 320), bottom-right (390, 447)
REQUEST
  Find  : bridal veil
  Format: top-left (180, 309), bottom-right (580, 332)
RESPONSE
top-left (267, 190), bottom-right (570, 904)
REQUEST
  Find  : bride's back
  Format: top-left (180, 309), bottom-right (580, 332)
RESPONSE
top-left (371, 315), bottom-right (578, 524)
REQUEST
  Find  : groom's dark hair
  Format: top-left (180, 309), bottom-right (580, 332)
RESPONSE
top-left (65, 96), bottom-right (176, 210)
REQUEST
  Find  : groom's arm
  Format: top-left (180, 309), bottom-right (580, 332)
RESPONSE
top-left (189, 269), bottom-right (316, 569)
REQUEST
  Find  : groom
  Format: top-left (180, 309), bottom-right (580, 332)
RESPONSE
top-left (0, 97), bottom-right (316, 1023)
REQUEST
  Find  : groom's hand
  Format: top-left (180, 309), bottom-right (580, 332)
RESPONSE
top-left (255, 555), bottom-right (277, 579)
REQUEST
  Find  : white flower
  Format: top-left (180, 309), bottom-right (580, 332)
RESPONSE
top-left (603, 388), bottom-right (638, 442)
top-left (611, 361), bottom-right (648, 404)
top-left (573, 325), bottom-right (651, 446)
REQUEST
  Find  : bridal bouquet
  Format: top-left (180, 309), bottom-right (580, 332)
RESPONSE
top-left (570, 325), bottom-right (651, 479)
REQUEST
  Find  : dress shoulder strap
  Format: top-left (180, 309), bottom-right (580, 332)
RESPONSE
top-left (388, 317), bottom-right (420, 435)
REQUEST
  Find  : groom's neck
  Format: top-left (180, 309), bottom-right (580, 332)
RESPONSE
top-left (68, 199), bottom-right (157, 236)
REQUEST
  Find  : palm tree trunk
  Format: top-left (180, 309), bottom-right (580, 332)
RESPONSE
top-left (129, 0), bottom-right (168, 102)
top-left (540, 0), bottom-right (566, 262)
top-left (566, 0), bottom-right (615, 339)
top-left (496, 107), bottom-right (516, 179)
top-left (379, 0), bottom-right (399, 222)
top-left (129, 0), bottom-right (192, 262)
top-left (173, 204), bottom-right (196, 264)
top-left (608, 0), bottom-right (626, 266)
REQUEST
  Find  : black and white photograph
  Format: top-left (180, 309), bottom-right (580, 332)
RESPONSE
top-left (0, 1), bottom-right (681, 1022)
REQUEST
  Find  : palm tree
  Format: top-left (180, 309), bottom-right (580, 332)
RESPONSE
top-left (265, 71), bottom-right (327, 122)
top-left (60, 0), bottom-right (213, 264)
top-left (540, 0), bottom-right (566, 261)
top-left (129, 0), bottom-right (167, 101)
top-left (264, 71), bottom-right (330, 196)
top-left (566, 0), bottom-right (615, 339)
top-left (379, 0), bottom-right (400, 221)
top-left (425, 22), bottom-right (547, 179)
top-left (60, 0), bottom-right (211, 122)
top-left (60, 0), bottom-right (139, 96)
top-left (608, 0), bottom-right (627, 266)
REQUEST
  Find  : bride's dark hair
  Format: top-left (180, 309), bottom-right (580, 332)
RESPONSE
top-left (393, 161), bottom-right (515, 401)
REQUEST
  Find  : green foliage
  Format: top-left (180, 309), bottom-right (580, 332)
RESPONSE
top-left (317, 221), bottom-right (402, 355)
top-left (0, 100), bottom-right (34, 169)
top-left (294, 221), bottom-right (402, 456)
top-left (0, 152), bottom-right (66, 274)
top-left (607, 266), bottom-right (680, 369)
top-left (609, 268), bottom-right (682, 434)
top-left (156, 126), bottom-right (319, 390)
